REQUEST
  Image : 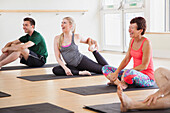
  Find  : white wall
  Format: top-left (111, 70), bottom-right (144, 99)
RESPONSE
top-left (0, 0), bottom-right (101, 62)
top-left (145, 33), bottom-right (170, 58)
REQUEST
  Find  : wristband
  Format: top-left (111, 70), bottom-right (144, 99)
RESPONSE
top-left (160, 94), bottom-right (164, 98)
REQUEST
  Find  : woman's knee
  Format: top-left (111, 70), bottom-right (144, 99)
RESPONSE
top-left (123, 69), bottom-right (134, 77)
top-left (102, 65), bottom-right (116, 71)
top-left (123, 69), bottom-right (137, 84)
top-left (102, 65), bottom-right (109, 73)
top-left (102, 65), bottom-right (116, 76)
top-left (52, 66), bottom-right (65, 75)
top-left (52, 67), bottom-right (58, 75)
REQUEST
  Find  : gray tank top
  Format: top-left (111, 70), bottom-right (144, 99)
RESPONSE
top-left (60, 33), bottom-right (83, 67)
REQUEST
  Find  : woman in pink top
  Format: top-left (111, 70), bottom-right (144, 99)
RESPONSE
top-left (102, 17), bottom-right (155, 89)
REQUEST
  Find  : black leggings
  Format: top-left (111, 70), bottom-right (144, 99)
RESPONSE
top-left (52, 51), bottom-right (108, 75)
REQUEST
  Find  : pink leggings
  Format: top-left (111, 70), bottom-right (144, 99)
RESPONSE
top-left (102, 65), bottom-right (155, 87)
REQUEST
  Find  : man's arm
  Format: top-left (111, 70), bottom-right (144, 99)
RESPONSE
top-left (4, 40), bottom-right (21, 48)
top-left (4, 41), bottom-right (35, 52)
top-left (20, 41), bottom-right (35, 49)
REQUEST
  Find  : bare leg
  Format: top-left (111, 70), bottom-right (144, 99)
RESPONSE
top-left (0, 53), bottom-right (8, 61)
top-left (117, 85), bottom-right (133, 112)
top-left (154, 67), bottom-right (170, 87)
top-left (117, 67), bottom-right (170, 112)
top-left (154, 67), bottom-right (170, 96)
top-left (5, 44), bottom-right (29, 61)
top-left (117, 85), bottom-right (170, 112)
top-left (0, 48), bottom-right (29, 68)
top-left (0, 51), bottom-right (21, 68)
top-left (19, 49), bottom-right (29, 60)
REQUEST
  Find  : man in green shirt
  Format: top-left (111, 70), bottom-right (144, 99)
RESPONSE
top-left (0, 17), bottom-right (48, 69)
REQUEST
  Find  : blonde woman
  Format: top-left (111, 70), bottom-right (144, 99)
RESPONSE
top-left (52, 17), bottom-right (108, 76)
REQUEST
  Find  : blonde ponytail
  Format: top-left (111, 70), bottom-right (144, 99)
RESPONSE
top-left (59, 33), bottom-right (64, 49)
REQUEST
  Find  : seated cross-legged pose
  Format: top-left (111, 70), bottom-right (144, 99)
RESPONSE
top-left (117, 67), bottom-right (170, 112)
top-left (0, 17), bottom-right (48, 69)
top-left (102, 17), bottom-right (155, 89)
top-left (52, 17), bottom-right (108, 76)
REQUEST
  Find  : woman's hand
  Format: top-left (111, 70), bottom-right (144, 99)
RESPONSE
top-left (91, 39), bottom-right (98, 49)
top-left (87, 38), bottom-right (98, 51)
top-left (121, 70), bottom-right (128, 81)
top-left (64, 68), bottom-right (73, 76)
top-left (108, 72), bottom-right (119, 82)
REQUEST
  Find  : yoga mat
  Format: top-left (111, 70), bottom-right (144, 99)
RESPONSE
top-left (61, 84), bottom-right (158, 95)
top-left (1, 63), bottom-right (58, 71)
top-left (17, 73), bottom-right (101, 81)
top-left (84, 103), bottom-right (170, 113)
top-left (0, 91), bottom-right (11, 98)
top-left (0, 103), bottom-right (74, 113)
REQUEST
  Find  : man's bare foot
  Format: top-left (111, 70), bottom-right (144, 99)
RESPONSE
top-left (117, 85), bottom-right (133, 112)
top-left (79, 70), bottom-right (91, 75)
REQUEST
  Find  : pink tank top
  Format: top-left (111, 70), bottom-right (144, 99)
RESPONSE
top-left (130, 38), bottom-right (154, 80)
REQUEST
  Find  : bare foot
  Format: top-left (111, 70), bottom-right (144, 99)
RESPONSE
top-left (107, 81), bottom-right (115, 86)
top-left (117, 85), bottom-right (133, 112)
top-left (120, 81), bottom-right (128, 89)
top-left (88, 44), bottom-right (97, 52)
top-left (79, 70), bottom-right (91, 75)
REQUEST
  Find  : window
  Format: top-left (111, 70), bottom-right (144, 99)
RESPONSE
top-left (124, 0), bottom-right (144, 9)
top-left (104, 14), bottom-right (121, 46)
top-left (103, 0), bottom-right (121, 9)
top-left (101, 0), bottom-right (144, 52)
top-left (149, 0), bottom-right (165, 32)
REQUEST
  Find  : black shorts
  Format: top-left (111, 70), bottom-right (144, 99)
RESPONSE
top-left (20, 51), bottom-right (46, 67)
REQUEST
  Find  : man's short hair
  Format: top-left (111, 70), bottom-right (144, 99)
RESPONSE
top-left (24, 17), bottom-right (35, 26)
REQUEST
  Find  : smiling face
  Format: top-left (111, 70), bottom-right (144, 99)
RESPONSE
top-left (129, 23), bottom-right (142, 38)
top-left (23, 21), bottom-right (34, 34)
top-left (61, 19), bottom-right (72, 33)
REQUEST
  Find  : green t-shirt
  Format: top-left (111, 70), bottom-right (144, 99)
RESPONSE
top-left (19, 30), bottom-right (48, 62)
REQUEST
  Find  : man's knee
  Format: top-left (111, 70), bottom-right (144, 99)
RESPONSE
top-left (20, 48), bottom-right (29, 54)
top-left (154, 67), bottom-right (165, 79)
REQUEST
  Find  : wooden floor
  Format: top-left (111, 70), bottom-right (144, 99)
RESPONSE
top-left (0, 51), bottom-right (170, 113)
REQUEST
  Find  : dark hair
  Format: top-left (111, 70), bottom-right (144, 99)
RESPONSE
top-left (23, 17), bottom-right (35, 26)
top-left (130, 17), bottom-right (146, 35)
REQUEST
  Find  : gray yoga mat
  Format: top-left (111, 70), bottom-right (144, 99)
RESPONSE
top-left (84, 103), bottom-right (170, 113)
top-left (61, 84), bottom-right (158, 95)
top-left (1, 63), bottom-right (58, 71)
top-left (0, 103), bottom-right (74, 113)
top-left (0, 91), bottom-right (11, 98)
top-left (17, 73), bottom-right (101, 81)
